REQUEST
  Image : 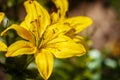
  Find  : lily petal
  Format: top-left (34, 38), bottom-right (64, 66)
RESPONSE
top-left (1, 24), bottom-right (35, 44)
top-left (6, 40), bottom-right (36, 57)
top-left (0, 41), bottom-right (7, 51)
top-left (0, 12), bottom-right (4, 23)
top-left (35, 49), bottom-right (54, 80)
top-left (51, 0), bottom-right (68, 22)
top-left (73, 36), bottom-right (88, 54)
top-left (62, 16), bottom-right (93, 33)
top-left (46, 34), bottom-right (86, 58)
top-left (20, 13), bottom-right (33, 30)
top-left (23, 0), bottom-right (50, 37)
top-left (42, 23), bottom-right (71, 46)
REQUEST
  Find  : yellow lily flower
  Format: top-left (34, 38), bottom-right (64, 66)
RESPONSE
top-left (0, 41), bottom-right (7, 51)
top-left (1, 0), bottom-right (92, 80)
top-left (0, 12), bottom-right (5, 23)
top-left (50, 0), bottom-right (68, 22)
top-left (0, 12), bottom-right (7, 51)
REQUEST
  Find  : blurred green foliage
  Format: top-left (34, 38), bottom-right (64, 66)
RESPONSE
top-left (110, 0), bottom-right (120, 19)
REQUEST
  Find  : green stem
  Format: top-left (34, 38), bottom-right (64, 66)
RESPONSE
top-left (24, 55), bottom-right (34, 69)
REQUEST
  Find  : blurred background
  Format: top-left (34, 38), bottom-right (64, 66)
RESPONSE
top-left (0, 0), bottom-right (120, 80)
